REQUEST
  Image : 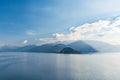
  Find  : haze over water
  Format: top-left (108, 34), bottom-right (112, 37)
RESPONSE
top-left (0, 52), bottom-right (120, 80)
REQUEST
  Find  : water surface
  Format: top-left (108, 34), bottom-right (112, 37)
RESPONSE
top-left (0, 52), bottom-right (120, 80)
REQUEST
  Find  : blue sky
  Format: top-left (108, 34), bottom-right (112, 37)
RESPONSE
top-left (0, 0), bottom-right (120, 46)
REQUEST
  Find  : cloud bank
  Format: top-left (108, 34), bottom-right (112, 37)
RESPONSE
top-left (39, 17), bottom-right (120, 45)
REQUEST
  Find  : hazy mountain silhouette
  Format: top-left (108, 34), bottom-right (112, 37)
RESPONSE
top-left (60, 47), bottom-right (80, 54)
top-left (0, 45), bottom-right (37, 52)
top-left (52, 44), bottom-right (66, 53)
top-left (0, 46), bottom-right (18, 52)
top-left (28, 44), bottom-right (55, 52)
top-left (84, 40), bottom-right (120, 52)
top-left (0, 40), bottom-right (120, 54)
top-left (68, 40), bottom-right (97, 53)
top-left (15, 45), bottom-right (36, 52)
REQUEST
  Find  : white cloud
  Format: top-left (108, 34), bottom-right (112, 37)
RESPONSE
top-left (23, 40), bottom-right (28, 44)
top-left (39, 17), bottom-right (120, 45)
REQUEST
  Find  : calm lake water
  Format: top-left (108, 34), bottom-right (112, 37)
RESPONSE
top-left (0, 52), bottom-right (120, 80)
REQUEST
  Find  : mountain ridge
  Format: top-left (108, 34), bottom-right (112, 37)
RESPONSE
top-left (0, 40), bottom-right (120, 54)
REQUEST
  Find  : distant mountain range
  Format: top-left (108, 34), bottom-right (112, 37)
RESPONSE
top-left (0, 40), bottom-right (120, 54)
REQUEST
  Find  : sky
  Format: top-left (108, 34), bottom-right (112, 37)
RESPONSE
top-left (0, 0), bottom-right (120, 46)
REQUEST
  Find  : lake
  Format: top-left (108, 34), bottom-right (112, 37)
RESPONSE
top-left (0, 52), bottom-right (120, 80)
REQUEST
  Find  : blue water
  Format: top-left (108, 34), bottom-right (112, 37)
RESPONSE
top-left (0, 52), bottom-right (120, 80)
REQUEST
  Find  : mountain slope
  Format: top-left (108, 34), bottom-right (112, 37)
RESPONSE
top-left (28, 43), bottom-right (67, 53)
top-left (84, 40), bottom-right (120, 52)
top-left (0, 46), bottom-right (18, 52)
top-left (15, 45), bottom-right (36, 52)
top-left (60, 47), bottom-right (80, 54)
top-left (0, 40), bottom-right (120, 53)
top-left (68, 40), bottom-right (97, 53)
top-left (28, 44), bottom-right (55, 52)
top-left (52, 44), bottom-right (67, 53)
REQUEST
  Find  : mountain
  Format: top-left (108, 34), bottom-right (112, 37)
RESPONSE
top-left (0, 46), bottom-right (18, 52)
top-left (28, 44), bottom-right (55, 52)
top-left (52, 44), bottom-right (66, 53)
top-left (28, 43), bottom-right (67, 53)
top-left (83, 40), bottom-right (120, 52)
top-left (60, 47), bottom-right (80, 54)
top-left (18, 41), bottom-right (97, 53)
top-left (68, 40), bottom-right (97, 53)
top-left (0, 40), bottom-right (120, 54)
top-left (15, 45), bottom-right (36, 52)
top-left (0, 45), bottom-right (36, 52)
